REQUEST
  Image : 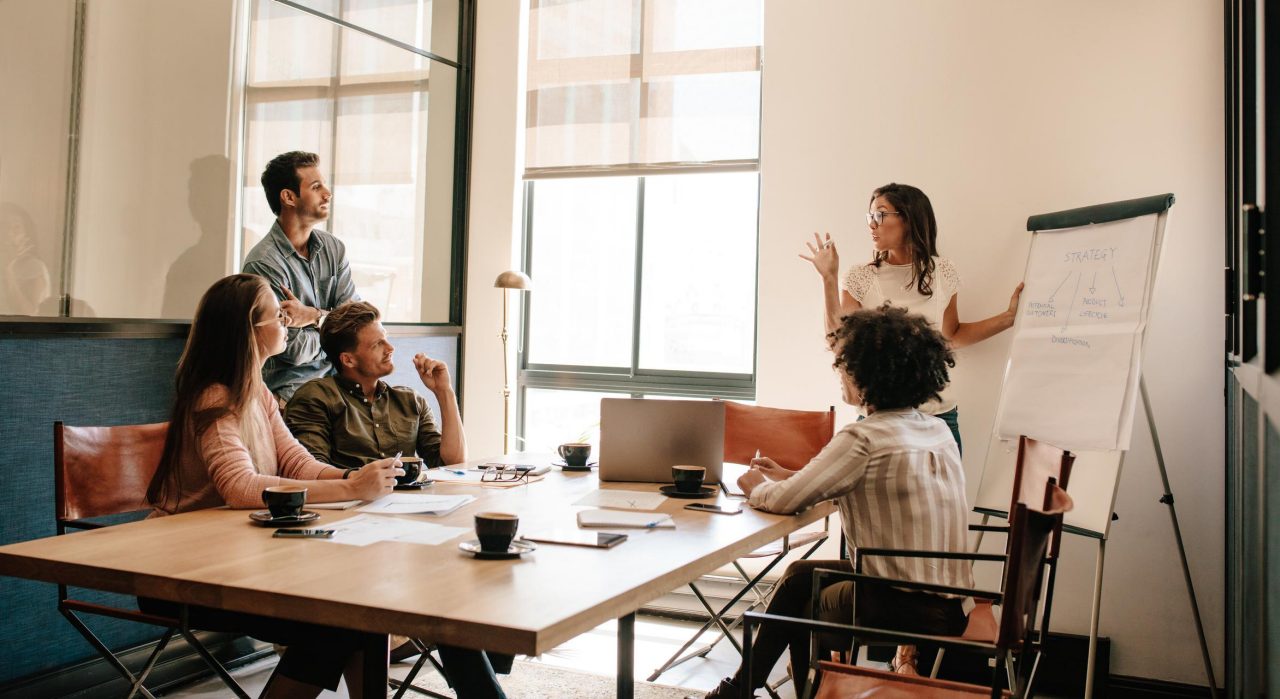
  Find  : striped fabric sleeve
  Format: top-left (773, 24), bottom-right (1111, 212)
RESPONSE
top-left (748, 427), bottom-right (870, 514)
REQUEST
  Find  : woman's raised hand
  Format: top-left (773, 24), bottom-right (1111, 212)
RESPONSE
top-left (348, 457), bottom-right (402, 500)
top-left (799, 231), bottom-right (840, 280)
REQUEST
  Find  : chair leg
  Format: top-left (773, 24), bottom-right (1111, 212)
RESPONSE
top-left (389, 643), bottom-right (455, 699)
top-left (930, 648), bottom-right (945, 678)
top-left (178, 627), bottom-right (251, 699)
top-left (126, 628), bottom-right (176, 699)
top-left (61, 608), bottom-right (160, 699)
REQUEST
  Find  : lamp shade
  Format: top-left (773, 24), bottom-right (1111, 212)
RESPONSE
top-left (494, 270), bottom-right (532, 290)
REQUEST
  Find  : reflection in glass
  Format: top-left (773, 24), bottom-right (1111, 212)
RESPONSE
top-left (0, 0), bottom-right (72, 317)
top-left (283, 0), bottom-right (459, 62)
top-left (526, 177), bottom-right (638, 368)
top-left (242, 0), bottom-right (458, 322)
top-left (639, 172), bottom-right (757, 374)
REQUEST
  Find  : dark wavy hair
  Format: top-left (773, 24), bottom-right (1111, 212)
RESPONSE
top-left (261, 151), bottom-right (319, 216)
top-left (829, 304), bottom-right (954, 411)
top-left (870, 183), bottom-right (938, 296)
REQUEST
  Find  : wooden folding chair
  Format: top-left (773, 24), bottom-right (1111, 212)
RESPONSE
top-left (54, 421), bottom-right (249, 699)
top-left (648, 401), bottom-right (835, 691)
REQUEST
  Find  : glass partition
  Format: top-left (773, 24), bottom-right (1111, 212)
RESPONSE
top-left (0, 0), bottom-right (469, 323)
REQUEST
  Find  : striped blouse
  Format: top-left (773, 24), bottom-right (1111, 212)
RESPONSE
top-left (748, 408), bottom-right (974, 595)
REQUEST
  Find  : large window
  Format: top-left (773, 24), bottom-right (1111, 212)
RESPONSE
top-left (518, 0), bottom-right (762, 452)
top-left (242, 0), bottom-right (465, 324)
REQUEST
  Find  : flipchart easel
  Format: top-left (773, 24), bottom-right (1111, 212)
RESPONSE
top-left (973, 194), bottom-right (1218, 698)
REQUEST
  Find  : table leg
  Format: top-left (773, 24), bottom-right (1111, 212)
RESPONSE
top-left (617, 612), bottom-right (635, 699)
top-left (361, 632), bottom-right (389, 698)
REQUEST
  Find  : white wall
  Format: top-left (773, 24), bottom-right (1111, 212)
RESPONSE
top-left (756, 0), bottom-right (1224, 684)
top-left (464, 0), bottom-right (1225, 683)
top-left (462, 0), bottom-right (527, 456)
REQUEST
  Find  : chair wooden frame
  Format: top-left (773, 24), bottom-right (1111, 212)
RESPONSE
top-left (54, 421), bottom-right (249, 699)
top-left (647, 402), bottom-right (835, 694)
top-left (743, 502), bottom-right (1063, 699)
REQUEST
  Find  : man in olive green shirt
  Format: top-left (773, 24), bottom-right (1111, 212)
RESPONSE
top-left (284, 302), bottom-right (511, 696)
top-left (285, 300), bottom-right (466, 470)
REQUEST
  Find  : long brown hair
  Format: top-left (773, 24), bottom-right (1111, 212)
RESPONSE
top-left (870, 183), bottom-right (938, 296)
top-left (147, 274), bottom-right (274, 506)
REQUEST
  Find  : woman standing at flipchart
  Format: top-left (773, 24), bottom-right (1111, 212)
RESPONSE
top-left (800, 182), bottom-right (1023, 454)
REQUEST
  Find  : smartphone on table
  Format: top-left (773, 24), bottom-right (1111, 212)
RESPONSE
top-left (684, 503), bottom-right (742, 515)
top-left (273, 529), bottom-right (335, 538)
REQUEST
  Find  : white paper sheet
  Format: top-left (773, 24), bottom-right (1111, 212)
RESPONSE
top-left (321, 514), bottom-right (469, 546)
top-left (576, 509), bottom-right (674, 529)
top-left (308, 500), bottom-right (362, 510)
top-left (357, 493), bottom-right (476, 516)
top-left (572, 490), bottom-right (667, 511)
top-left (995, 214), bottom-right (1159, 451)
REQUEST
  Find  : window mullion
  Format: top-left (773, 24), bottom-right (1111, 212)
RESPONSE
top-left (630, 177), bottom-right (646, 377)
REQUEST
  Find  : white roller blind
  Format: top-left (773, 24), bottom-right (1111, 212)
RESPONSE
top-left (525, 0), bottom-right (762, 174)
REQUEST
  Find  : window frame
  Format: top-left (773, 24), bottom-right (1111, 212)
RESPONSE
top-left (516, 166), bottom-right (759, 443)
top-left (237, 0), bottom-right (475, 327)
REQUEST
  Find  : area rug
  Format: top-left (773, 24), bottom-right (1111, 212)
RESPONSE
top-left (402, 659), bottom-right (700, 698)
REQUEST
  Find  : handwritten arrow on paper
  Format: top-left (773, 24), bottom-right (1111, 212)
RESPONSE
top-left (1062, 272), bottom-right (1081, 331)
top-left (1089, 271), bottom-right (1097, 295)
top-left (1111, 267), bottom-right (1125, 307)
top-left (1048, 272), bottom-right (1072, 302)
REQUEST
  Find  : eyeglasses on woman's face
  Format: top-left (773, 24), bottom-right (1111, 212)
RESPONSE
top-left (255, 308), bottom-right (291, 327)
top-left (866, 210), bottom-right (905, 227)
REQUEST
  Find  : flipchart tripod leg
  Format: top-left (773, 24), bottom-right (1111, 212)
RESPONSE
top-left (1140, 380), bottom-right (1220, 698)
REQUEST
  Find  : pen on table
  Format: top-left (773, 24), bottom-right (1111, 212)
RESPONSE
top-left (443, 468), bottom-right (466, 476)
top-left (644, 517), bottom-right (670, 528)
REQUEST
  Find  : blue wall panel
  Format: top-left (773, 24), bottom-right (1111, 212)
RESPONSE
top-left (0, 331), bottom-right (459, 685)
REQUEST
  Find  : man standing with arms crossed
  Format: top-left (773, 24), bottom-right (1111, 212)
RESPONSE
top-left (244, 151), bottom-right (358, 403)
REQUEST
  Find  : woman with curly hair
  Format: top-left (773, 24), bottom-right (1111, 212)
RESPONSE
top-left (700, 306), bottom-right (972, 698)
top-left (799, 182), bottom-right (1022, 454)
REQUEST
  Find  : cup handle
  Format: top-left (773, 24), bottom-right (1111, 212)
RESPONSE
top-left (557, 445), bottom-right (566, 459)
top-left (262, 492), bottom-right (269, 506)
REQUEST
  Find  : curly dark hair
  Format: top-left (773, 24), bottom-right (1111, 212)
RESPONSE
top-left (829, 304), bottom-right (954, 411)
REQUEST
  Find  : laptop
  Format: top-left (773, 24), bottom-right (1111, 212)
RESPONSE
top-left (598, 398), bottom-right (725, 484)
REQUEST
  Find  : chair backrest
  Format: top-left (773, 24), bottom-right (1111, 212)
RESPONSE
top-left (722, 401), bottom-right (836, 471)
top-left (1009, 436), bottom-right (1075, 514)
top-left (55, 421), bottom-right (168, 527)
top-left (996, 498), bottom-right (1069, 652)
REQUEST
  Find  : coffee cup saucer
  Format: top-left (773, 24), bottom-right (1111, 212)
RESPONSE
top-left (553, 460), bottom-right (597, 472)
top-left (249, 510), bottom-right (320, 527)
top-left (458, 538), bottom-right (536, 560)
top-left (394, 479), bottom-right (433, 491)
top-left (658, 485), bottom-right (717, 499)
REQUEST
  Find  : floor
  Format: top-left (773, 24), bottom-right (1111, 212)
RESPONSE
top-left (165, 614), bottom-right (799, 697)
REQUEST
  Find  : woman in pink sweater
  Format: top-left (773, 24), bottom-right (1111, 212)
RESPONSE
top-left (143, 273), bottom-right (402, 698)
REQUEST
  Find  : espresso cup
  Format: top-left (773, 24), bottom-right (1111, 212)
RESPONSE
top-left (672, 465), bottom-right (707, 494)
top-left (474, 512), bottom-right (519, 553)
top-left (396, 457), bottom-right (423, 485)
top-left (558, 443), bottom-right (591, 467)
top-left (262, 485), bottom-right (307, 519)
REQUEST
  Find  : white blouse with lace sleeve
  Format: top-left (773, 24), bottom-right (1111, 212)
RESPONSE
top-left (935, 257), bottom-right (961, 299)
top-left (842, 264), bottom-right (877, 302)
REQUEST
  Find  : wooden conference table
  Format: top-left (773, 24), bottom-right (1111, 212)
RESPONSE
top-left (0, 454), bottom-right (832, 698)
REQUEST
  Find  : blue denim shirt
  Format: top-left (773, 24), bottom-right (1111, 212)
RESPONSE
top-left (242, 220), bottom-right (358, 400)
